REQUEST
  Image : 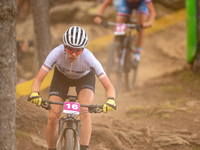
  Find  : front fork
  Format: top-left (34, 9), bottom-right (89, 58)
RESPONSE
top-left (115, 35), bottom-right (128, 72)
top-left (57, 115), bottom-right (82, 150)
top-left (58, 114), bottom-right (82, 136)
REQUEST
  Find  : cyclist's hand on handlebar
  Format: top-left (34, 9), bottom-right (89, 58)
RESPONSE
top-left (28, 92), bottom-right (42, 107)
top-left (94, 15), bottom-right (103, 25)
top-left (142, 21), bottom-right (153, 28)
top-left (103, 98), bottom-right (116, 113)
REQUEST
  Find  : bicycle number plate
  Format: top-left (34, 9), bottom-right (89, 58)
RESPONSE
top-left (63, 102), bottom-right (80, 115)
top-left (114, 24), bottom-right (127, 35)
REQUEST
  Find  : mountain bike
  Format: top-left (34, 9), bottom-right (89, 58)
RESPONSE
top-left (102, 21), bottom-right (142, 96)
top-left (28, 95), bottom-right (104, 150)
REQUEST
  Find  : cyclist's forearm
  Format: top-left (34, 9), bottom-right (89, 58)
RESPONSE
top-left (31, 67), bottom-right (48, 93)
top-left (104, 79), bottom-right (115, 99)
top-left (99, 75), bottom-right (116, 99)
top-left (31, 78), bottom-right (42, 93)
top-left (148, 11), bottom-right (156, 25)
top-left (106, 86), bottom-right (115, 99)
top-left (147, 3), bottom-right (156, 25)
top-left (97, 0), bottom-right (113, 16)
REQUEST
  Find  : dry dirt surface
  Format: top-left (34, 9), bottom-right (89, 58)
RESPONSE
top-left (16, 6), bottom-right (200, 150)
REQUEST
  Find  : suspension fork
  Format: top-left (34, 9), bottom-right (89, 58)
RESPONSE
top-left (66, 114), bottom-right (75, 129)
top-left (58, 114), bottom-right (76, 136)
top-left (119, 36), bottom-right (128, 70)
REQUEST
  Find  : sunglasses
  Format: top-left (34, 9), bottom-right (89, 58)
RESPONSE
top-left (64, 45), bottom-right (83, 55)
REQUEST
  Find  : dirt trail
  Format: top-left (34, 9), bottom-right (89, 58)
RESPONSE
top-left (16, 8), bottom-right (200, 150)
top-left (93, 20), bottom-right (188, 114)
top-left (87, 21), bottom-right (196, 150)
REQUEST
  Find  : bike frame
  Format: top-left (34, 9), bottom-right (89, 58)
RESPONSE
top-left (27, 95), bottom-right (105, 150)
top-left (56, 97), bottom-right (81, 150)
top-left (104, 21), bottom-right (141, 69)
top-left (103, 21), bottom-right (141, 95)
top-left (119, 35), bottom-right (130, 69)
top-left (120, 27), bottom-right (135, 72)
top-left (37, 95), bottom-right (104, 150)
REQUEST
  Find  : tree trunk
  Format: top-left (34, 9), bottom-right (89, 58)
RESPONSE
top-left (0, 0), bottom-right (18, 150)
top-left (30, 0), bottom-right (51, 74)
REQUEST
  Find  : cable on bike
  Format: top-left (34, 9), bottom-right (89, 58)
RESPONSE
top-left (51, 107), bottom-right (63, 114)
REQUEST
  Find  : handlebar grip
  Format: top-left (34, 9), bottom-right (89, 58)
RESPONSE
top-left (27, 96), bottom-right (31, 101)
top-left (101, 21), bottom-right (109, 28)
top-left (137, 24), bottom-right (143, 31)
top-left (27, 96), bottom-right (41, 101)
top-left (105, 103), bottom-right (117, 110)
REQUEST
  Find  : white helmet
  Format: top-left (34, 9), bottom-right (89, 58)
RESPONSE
top-left (63, 26), bottom-right (88, 48)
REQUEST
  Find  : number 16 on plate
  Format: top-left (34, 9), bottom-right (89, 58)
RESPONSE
top-left (63, 102), bottom-right (80, 115)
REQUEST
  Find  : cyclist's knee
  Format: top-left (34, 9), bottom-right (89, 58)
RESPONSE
top-left (116, 16), bottom-right (128, 23)
top-left (80, 110), bottom-right (90, 121)
top-left (48, 113), bottom-right (60, 124)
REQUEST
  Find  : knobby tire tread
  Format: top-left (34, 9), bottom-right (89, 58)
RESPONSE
top-left (64, 129), bottom-right (74, 150)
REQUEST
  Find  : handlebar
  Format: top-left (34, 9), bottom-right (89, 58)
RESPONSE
top-left (41, 99), bottom-right (104, 113)
top-left (42, 99), bottom-right (103, 108)
top-left (101, 21), bottom-right (143, 31)
top-left (27, 95), bottom-right (116, 113)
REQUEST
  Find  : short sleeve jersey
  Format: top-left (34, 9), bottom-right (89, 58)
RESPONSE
top-left (125, 0), bottom-right (151, 9)
top-left (42, 44), bottom-right (106, 80)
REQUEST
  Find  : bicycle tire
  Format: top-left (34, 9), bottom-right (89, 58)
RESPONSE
top-left (106, 40), bottom-right (119, 76)
top-left (106, 40), bottom-right (123, 96)
top-left (125, 67), bottom-right (137, 90)
top-left (64, 129), bottom-right (75, 150)
top-left (115, 64), bottom-right (123, 95)
top-left (124, 47), bottom-right (138, 91)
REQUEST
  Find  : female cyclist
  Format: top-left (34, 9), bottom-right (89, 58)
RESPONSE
top-left (94, 0), bottom-right (156, 65)
top-left (28, 26), bottom-right (116, 150)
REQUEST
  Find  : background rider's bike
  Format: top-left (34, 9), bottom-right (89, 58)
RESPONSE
top-left (102, 21), bottom-right (142, 96)
top-left (28, 95), bottom-right (105, 150)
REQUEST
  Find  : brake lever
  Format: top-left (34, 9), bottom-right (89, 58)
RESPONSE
top-left (88, 107), bottom-right (103, 113)
top-left (41, 101), bottom-right (51, 110)
top-left (88, 107), bottom-right (95, 113)
top-left (94, 107), bottom-right (103, 113)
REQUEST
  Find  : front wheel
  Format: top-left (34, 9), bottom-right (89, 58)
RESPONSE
top-left (64, 129), bottom-right (75, 150)
top-left (124, 49), bottom-right (138, 91)
top-left (125, 67), bottom-right (138, 91)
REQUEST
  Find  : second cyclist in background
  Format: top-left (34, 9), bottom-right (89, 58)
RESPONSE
top-left (94, 0), bottom-right (156, 66)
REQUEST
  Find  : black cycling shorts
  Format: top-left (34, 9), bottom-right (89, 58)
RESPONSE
top-left (49, 67), bottom-right (96, 101)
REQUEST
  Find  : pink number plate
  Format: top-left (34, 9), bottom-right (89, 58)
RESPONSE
top-left (63, 102), bottom-right (80, 115)
top-left (114, 24), bottom-right (127, 35)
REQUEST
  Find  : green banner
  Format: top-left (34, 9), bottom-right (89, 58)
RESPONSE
top-left (186, 0), bottom-right (197, 63)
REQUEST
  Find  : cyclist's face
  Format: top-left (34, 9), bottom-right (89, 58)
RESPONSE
top-left (65, 45), bottom-right (83, 62)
